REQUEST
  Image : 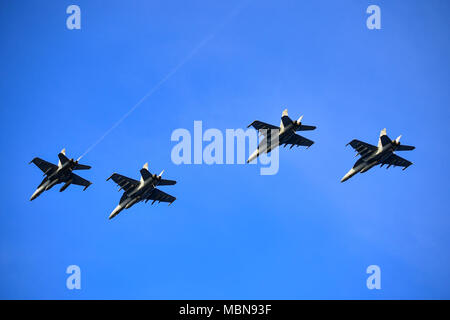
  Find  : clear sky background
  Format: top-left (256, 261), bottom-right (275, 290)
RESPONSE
top-left (0, 0), bottom-right (449, 299)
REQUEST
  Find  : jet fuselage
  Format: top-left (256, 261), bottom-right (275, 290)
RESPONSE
top-left (30, 158), bottom-right (78, 201)
top-left (109, 175), bottom-right (160, 219)
top-left (247, 109), bottom-right (316, 163)
top-left (341, 142), bottom-right (399, 182)
top-left (248, 122), bottom-right (299, 163)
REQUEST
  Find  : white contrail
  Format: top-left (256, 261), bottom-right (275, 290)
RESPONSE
top-left (78, 1), bottom-right (250, 161)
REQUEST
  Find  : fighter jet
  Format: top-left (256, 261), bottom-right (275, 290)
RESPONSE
top-left (341, 129), bottom-right (415, 182)
top-left (106, 163), bottom-right (176, 219)
top-left (29, 149), bottom-right (92, 201)
top-left (247, 109), bottom-right (316, 163)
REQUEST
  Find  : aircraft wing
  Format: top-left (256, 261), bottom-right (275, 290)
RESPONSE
top-left (347, 139), bottom-right (377, 157)
top-left (381, 154), bottom-right (412, 169)
top-left (30, 157), bottom-right (57, 174)
top-left (247, 120), bottom-right (279, 132)
top-left (71, 173), bottom-right (92, 190)
top-left (146, 188), bottom-right (176, 204)
top-left (107, 173), bottom-right (139, 192)
top-left (282, 133), bottom-right (314, 148)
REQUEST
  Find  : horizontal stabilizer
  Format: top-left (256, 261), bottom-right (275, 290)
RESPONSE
top-left (396, 145), bottom-right (415, 151)
top-left (297, 124), bottom-right (316, 131)
top-left (159, 179), bottom-right (176, 186)
top-left (73, 163), bottom-right (91, 170)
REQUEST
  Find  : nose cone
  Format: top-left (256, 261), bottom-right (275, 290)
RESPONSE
top-left (109, 205), bottom-right (124, 220)
top-left (247, 150), bottom-right (259, 163)
top-left (29, 187), bottom-right (43, 201)
top-left (341, 168), bottom-right (357, 183)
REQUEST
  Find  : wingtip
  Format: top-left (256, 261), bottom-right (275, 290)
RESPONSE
top-left (403, 163), bottom-right (413, 170)
top-left (83, 183), bottom-right (92, 191)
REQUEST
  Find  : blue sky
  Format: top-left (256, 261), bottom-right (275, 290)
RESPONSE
top-left (0, 0), bottom-right (449, 299)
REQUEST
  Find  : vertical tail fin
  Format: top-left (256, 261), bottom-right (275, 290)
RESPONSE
top-left (378, 128), bottom-right (391, 148)
top-left (140, 162), bottom-right (150, 183)
top-left (280, 109), bottom-right (288, 130)
top-left (280, 109), bottom-right (294, 132)
top-left (58, 148), bottom-right (69, 167)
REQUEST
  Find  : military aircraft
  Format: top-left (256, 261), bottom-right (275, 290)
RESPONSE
top-left (247, 109), bottom-right (316, 163)
top-left (29, 149), bottom-right (92, 201)
top-left (106, 163), bottom-right (176, 219)
top-left (341, 129), bottom-right (415, 182)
